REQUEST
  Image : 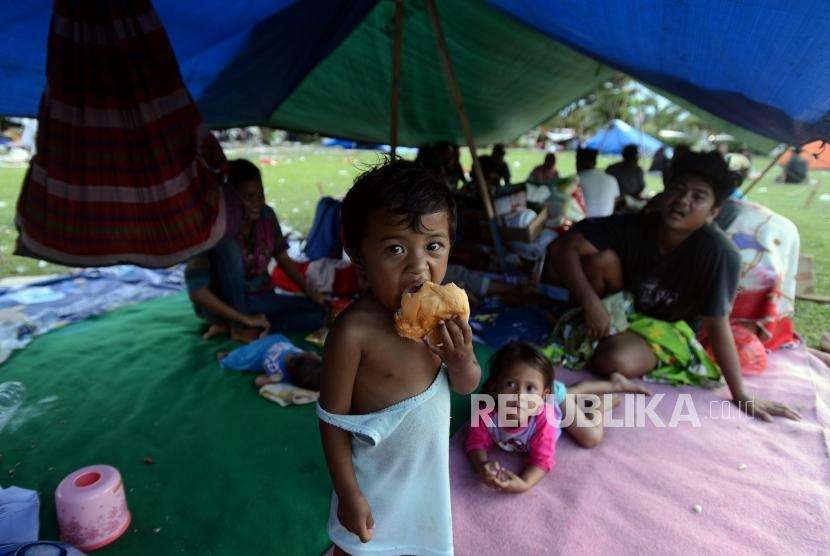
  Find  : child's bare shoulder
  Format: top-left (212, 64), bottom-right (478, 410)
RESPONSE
top-left (327, 296), bottom-right (392, 347)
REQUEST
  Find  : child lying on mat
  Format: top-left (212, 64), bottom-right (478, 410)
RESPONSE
top-left (218, 334), bottom-right (322, 390)
top-left (317, 160), bottom-right (480, 555)
top-left (466, 342), bottom-right (650, 493)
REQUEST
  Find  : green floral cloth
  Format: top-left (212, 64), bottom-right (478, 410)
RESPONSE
top-left (544, 292), bottom-right (723, 388)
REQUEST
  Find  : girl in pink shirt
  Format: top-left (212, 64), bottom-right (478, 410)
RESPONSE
top-left (466, 342), bottom-right (651, 492)
top-left (466, 342), bottom-right (560, 493)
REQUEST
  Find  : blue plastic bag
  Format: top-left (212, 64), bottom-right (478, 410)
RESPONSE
top-left (0, 541), bottom-right (85, 555)
top-left (476, 305), bottom-right (553, 348)
top-left (304, 197), bottom-right (343, 260)
top-left (0, 487), bottom-right (39, 544)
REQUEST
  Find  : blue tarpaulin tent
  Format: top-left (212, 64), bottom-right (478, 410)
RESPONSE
top-left (585, 119), bottom-right (664, 155)
top-left (1, 1), bottom-right (828, 148)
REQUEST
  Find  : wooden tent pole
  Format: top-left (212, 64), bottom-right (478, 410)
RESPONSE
top-left (425, 0), bottom-right (507, 272)
top-left (390, 0), bottom-right (404, 157)
top-left (740, 145), bottom-right (786, 198)
top-left (804, 176), bottom-right (822, 208)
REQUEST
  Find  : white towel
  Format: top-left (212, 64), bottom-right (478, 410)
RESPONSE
top-left (317, 370), bottom-right (453, 555)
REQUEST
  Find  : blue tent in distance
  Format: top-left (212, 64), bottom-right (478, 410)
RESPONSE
top-left (584, 119), bottom-right (664, 155)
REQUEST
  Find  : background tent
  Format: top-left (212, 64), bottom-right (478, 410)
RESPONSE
top-left (1, 1), bottom-right (829, 150)
top-left (779, 141), bottom-right (830, 171)
top-left (584, 119), bottom-right (663, 155)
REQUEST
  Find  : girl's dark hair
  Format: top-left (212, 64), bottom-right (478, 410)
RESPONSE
top-left (341, 157), bottom-right (456, 254)
top-left (228, 159), bottom-right (262, 187)
top-left (669, 150), bottom-right (738, 205)
top-left (485, 341), bottom-right (555, 394)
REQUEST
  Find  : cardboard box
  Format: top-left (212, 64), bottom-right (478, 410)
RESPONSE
top-left (456, 186), bottom-right (549, 244)
top-left (497, 205), bottom-right (549, 243)
top-left (460, 204), bottom-right (548, 244)
top-left (492, 187), bottom-right (527, 216)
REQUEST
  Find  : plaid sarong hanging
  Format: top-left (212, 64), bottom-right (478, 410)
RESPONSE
top-left (15, 0), bottom-right (228, 267)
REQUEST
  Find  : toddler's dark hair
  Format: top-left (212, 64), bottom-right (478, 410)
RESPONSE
top-left (286, 352), bottom-right (322, 391)
top-left (485, 341), bottom-right (555, 394)
top-left (668, 150), bottom-right (738, 205)
top-left (341, 158), bottom-right (456, 254)
top-left (228, 159), bottom-right (262, 187)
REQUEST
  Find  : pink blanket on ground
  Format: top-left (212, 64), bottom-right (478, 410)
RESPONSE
top-left (450, 346), bottom-right (830, 554)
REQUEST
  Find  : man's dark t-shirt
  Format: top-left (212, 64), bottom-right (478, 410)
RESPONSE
top-left (574, 212), bottom-right (741, 330)
top-left (605, 161), bottom-right (646, 198)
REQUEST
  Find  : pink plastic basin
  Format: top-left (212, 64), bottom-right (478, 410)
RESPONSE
top-left (55, 464), bottom-right (131, 551)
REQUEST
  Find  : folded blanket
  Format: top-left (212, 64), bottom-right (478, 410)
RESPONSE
top-left (258, 383), bottom-right (319, 406)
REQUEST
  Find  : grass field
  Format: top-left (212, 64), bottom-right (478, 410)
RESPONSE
top-left (1, 146), bottom-right (827, 345)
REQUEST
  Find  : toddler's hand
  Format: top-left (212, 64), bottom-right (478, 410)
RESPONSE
top-left (494, 468), bottom-right (529, 494)
top-left (337, 492), bottom-right (375, 543)
top-left (483, 461), bottom-right (501, 476)
top-left (475, 461), bottom-right (504, 489)
top-left (425, 316), bottom-right (474, 370)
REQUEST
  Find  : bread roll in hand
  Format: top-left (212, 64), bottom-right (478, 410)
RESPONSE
top-left (394, 282), bottom-right (470, 343)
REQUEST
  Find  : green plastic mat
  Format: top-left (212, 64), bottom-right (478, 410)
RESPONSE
top-left (0, 293), bottom-right (493, 554)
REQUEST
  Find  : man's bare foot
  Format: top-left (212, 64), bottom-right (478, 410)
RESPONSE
top-left (579, 392), bottom-right (618, 411)
top-left (203, 323), bottom-right (229, 340)
top-left (595, 393), bottom-right (621, 409)
top-left (610, 372), bottom-right (652, 396)
top-left (231, 325), bottom-right (261, 344)
top-left (254, 373), bottom-right (282, 388)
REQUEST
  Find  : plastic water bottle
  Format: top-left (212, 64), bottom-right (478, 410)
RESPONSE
top-left (0, 381), bottom-right (25, 434)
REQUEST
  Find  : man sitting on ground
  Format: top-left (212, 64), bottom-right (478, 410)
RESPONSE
top-left (575, 147), bottom-right (619, 217)
top-left (605, 144), bottom-right (646, 211)
top-left (491, 143), bottom-right (511, 186)
top-left (546, 151), bottom-right (799, 422)
top-left (777, 146), bottom-right (808, 184)
top-left (467, 155), bottom-right (504, 195)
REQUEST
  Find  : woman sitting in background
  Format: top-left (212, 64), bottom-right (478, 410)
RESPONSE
top-left (186, 160), bottom-right (326, 342)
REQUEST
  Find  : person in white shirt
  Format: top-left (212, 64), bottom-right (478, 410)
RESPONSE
top-left (575, 147), bottom-right (620, 217)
